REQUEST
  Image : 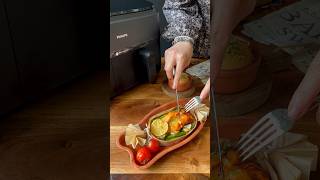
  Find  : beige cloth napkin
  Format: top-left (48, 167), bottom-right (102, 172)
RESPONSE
top-left (190, 104), bottom-right (210, 123)
top-left (125, 124), bottom-right (146, 149)
top-left (255, 132), bottom-right (318, 180)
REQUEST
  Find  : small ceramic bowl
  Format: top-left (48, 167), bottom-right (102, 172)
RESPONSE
top-left (168, 72), bottom-right (193, 92)
top-left (215, 45), bottom-right (261, 94)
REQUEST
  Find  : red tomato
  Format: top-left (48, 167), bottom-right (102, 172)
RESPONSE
top-left (147, 139), bottom-right (160, 153)
top-left (136, 147), bottom-right (152, 165)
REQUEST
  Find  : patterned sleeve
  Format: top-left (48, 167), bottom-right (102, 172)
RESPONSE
top-left (162, 0), bottom-right (203, 44)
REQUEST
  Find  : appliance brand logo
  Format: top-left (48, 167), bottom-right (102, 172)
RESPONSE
top-left (116, 33), bottom-right (128, 39)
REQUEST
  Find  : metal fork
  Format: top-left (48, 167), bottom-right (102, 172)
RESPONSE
top-left (184, 96), bottom-right (201, 112)
top-left (236, 109), bottom-right (294, 161)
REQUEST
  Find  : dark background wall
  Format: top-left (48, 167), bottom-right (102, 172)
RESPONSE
top-left (0, 0), bottom-right (23, 114)
top-left (146, 0), bottom-right (170, 55)
top-left (110, 0), bottom-right (170, 55)
top-left (0, 0), bottom-right (106, 116)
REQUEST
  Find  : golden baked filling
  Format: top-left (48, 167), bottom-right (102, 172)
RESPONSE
top-left (221, 36), bottom-right (253, 70)
top-left (150, 108), bottom-right (196, 140)
top-left (212, 146), bottom-right (269, 180)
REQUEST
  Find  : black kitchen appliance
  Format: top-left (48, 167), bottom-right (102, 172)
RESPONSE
top-left (110, 0), bottom-right (161, 98)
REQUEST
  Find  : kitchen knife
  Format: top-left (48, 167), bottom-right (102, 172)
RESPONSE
top-left (173, 68), bottom-right (180, 113)
top-left (211, 83), bottom-right (224, 177)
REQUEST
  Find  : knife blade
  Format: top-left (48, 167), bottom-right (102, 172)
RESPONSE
top-left (175, 88), bottom-right (180, 112)
top-left (173, 68), bottom-right (180, 114)
top-left (211, 83), bottom-right (224, 177)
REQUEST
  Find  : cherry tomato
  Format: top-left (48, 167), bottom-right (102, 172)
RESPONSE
top-left (147, 139), bottom-right (160, 153)
top-left (136, 147), bottom-right (152, 165)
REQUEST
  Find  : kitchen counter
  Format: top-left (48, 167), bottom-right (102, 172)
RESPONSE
top-left (109, 58), bottom-right (210, 175)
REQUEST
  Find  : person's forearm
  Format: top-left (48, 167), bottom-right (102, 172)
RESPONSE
top-left (288, 49), bottom-right (320, 120)
top-left (210, 0), bottom-right (256, 77)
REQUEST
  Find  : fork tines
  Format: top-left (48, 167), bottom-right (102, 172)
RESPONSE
top-left (236, 111), bottom-right (287, 161)
top-left (184, 96), bottom-right (201, 112)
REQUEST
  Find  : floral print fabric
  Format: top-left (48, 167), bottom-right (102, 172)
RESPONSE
top-left (162, 0), bottom-right (210, 58)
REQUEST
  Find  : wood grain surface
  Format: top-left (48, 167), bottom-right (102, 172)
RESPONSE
top-left (110, 126), bottom-right (210, 174)
top-left (110, 174), bottom-right (209, 180)
top-left (110, 58), bottom-right (210, 175)
top-left (0, 71), bottom-right (107, 180)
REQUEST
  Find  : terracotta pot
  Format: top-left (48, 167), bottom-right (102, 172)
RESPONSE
top-left (215, 46), bottom-right (261, 94)
top-left (168, 73), bottom-right (193, 92)
top-left (116, 98), bottom-right (206, 169)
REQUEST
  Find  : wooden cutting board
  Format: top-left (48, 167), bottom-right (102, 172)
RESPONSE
top-left (110, 126), bottom-right (210, 174)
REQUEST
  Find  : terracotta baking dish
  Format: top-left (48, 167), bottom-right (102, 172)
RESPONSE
top-left (116, 98), bottom-right (206, 169)
top-left (215, 45), bottom-right (261, 94)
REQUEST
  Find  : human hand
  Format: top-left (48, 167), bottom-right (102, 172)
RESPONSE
top-left (164, 41), bottom-right (193, 89)
top-left (200, 79), bottom-right (210, 101)
top-left (288, 50), bottom-right (320, 121)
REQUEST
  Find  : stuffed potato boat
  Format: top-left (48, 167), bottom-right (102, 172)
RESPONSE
top-left (147, 107), bottom-right (197, 146)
